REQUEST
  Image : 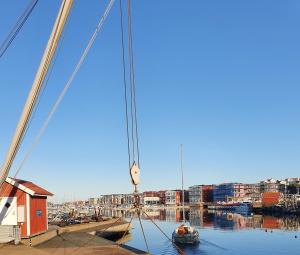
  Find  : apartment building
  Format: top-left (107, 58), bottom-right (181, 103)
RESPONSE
top-left (165, 190), bottom-right (181, 206)
top-left (189, 185), bottom-right (214, 206)
top-left (213, 183), bottom-right (246, 203)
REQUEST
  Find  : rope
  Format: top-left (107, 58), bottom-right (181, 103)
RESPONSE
top-left (127, 0), bottom-right (141, 167)
top-left (142, 210), bottom-right (185, 255)
top-left (119, 0), bottom-right (131, 170)
top-left (116, 212), bottom-right (134, 244)
top-left (137, 210), bottom-right (151, 254)
top-left (12, 0), bottom-right (75, 178)
top-left (0, 0), bottom-right (39, 59)
top-left (0, 0), bottom-right (69, 190)
top-left (10, 0), bottom-right (115, 178)
top-left (0, 0), bottom-right (74, 204)
top-left (0, 1), bottom-right (70, 190)
top-left (120, 0), bottom-right (140, 169)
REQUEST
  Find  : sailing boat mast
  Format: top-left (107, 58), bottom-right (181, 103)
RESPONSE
top-left (181, 144), bottom-right (185, 222)
top-left (0, 0), bottom-right (73, 189)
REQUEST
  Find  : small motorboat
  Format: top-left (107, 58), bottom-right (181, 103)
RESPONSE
top-left (172, 224), bottom-right (200, 244)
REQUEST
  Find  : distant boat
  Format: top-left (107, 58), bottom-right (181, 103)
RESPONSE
top-left (172, 145), bottom-right (200, 245)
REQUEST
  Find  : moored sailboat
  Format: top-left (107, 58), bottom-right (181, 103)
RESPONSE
top-left (172, 145), bottom-right (200, 245)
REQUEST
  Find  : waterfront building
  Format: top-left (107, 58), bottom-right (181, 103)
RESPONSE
top-left (285, 178), bottom-right (300, 195)
top-left (165, 190), bottom-right (181, 206)
top-left (88, 197), bottom-right (99, 206)
top-left (143, 191), bottom-right (161, 206)
top-left (165, 190), bottom-right (188, 206)
top-left (285, 178), bottom-right (300, 185)
top-left (244, 183), bottom-right (261, 203)
top-left (189, 185), bottom-right (214, 206)
top-left (144, 196), bottom-right (160, 206)
top-left (157, 190), bottom-right (166, 204)
top-left (213, 183), bottom-right (246, 203)
top-left (124, 194), bottom-right (135, 207)
top-left (142, 191), bottom-right (166, 205)
top-left (0, 177), bottom-right (53, 238)
top-left (262, 192), bottom-right (282, 206)
top-left (259, 179), bottom-right (285, 193)
top-left (101, 194), bottom-right (115, 206)
top-left (101, 195), bottom-right (109, 206)
top-left (111, 194), bottom-right (125, 206)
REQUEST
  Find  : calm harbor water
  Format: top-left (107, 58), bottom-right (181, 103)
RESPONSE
top-left (103, 208), bottom-right (300, 255)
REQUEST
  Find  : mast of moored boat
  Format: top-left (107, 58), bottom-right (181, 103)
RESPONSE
top-left (180, 144), bottom-right (186, 223)
top-left (0, 0), bottom-right (73, 189)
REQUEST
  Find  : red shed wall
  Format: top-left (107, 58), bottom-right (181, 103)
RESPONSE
top-left (30, 196), bottom-right (47, 236)
top-left (0, 182), bottom-right (28, 237)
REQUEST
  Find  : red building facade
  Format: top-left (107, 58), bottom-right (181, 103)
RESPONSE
top-left (0, 178), bottom-right (53, 238)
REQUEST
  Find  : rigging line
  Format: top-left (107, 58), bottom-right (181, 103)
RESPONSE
top-left (127, 0), bottom-right (140, 167)
top-left (96, 209), bottom-right (132, 234)
top-left (142, 210), bottom-right (185, 255)
top-left (66, 209), bottom-right (136, 255)
top-left (200, 239), bottom-right (228, 251)
top-left (0, 1), bottom-right (73, 210)
top-left (14, 0), bottom-right (75, 171)
top-left (0, 0), bottom-right (39, 59)
top-left (6, 0), bottom-right (68, 177)
top-left (11, 0), bottom-right (115, 178)
top-left (116, 212), bottom-right (134, 245)
top-left (119, 0), bottom-right (131, 170)
top-left (126, 0), bottom-right (136, 162)
top-left (137, 210), bottom-right (151, 254)
top-left (0, 0), bottom-right (68, 184)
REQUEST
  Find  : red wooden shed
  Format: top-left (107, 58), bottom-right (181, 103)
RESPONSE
top-left (0, 177), bottom-right (53, 238)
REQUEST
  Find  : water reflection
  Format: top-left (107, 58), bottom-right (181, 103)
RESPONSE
top-left (100, 207), bottom-right (300, 231)
top-left (99, 208), bottom-right (300, 255)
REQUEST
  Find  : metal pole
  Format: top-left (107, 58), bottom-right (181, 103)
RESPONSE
top-left (0, 0), bottom-right (73, 189)
top-left (181, 144), bottom-right (185, 222)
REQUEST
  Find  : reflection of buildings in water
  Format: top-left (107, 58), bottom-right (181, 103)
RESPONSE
top-left (247, 214), bottom-right (263, 229)
top-left (281, 216), bottom-right (300, 231)
top-left (209, 211), bottom-right (300, 231)
top-left (101, 208), bottom-right (300, 232)
top-left (189, 209), bottom-right (300, 231)
top-left (189, 208), bottom-right (214, 228)
top-left (189, 209), bottom-right (203, 227)
top-left (142, 209), bottom-right (166, 221)
top-left (262, 216), bottom-right (300, 231)
top-left (213, 212), bottom-right (236, 230)
top-left (262, 216), bottom-right (280, 229)
top-left (165, 208), bottom-right (181, 222)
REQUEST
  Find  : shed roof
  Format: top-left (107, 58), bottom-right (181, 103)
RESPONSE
top-left (5, 177), bottom-right (53, 196)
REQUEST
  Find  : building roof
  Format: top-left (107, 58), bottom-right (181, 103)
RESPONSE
top-left (6, 177), bottom-right (53, 196)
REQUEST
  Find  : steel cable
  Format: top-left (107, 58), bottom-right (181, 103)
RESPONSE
top-left (127, 0), bottom-right (141, 168)
top-left (0, 0), bottom-right (39, 59)
top-left (0, 0), bottom-right (70, 189)
top-left (10, 0), bottom-right (115, 179)
top-left (119, 0), bottom-right (131, 171)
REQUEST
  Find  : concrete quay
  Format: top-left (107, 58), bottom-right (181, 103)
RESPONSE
top-left (0, 219), bottom-right (148, 255)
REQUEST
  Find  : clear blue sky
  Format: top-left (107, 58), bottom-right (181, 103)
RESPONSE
top-left (0, 0), bottom-right (299, 202)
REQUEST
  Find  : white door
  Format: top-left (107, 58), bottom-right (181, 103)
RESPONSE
top-left (0, 197), bottom-right (17, 225)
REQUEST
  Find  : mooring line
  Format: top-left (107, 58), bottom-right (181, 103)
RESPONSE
top-left (142, 210), bottom-right (185, 255)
